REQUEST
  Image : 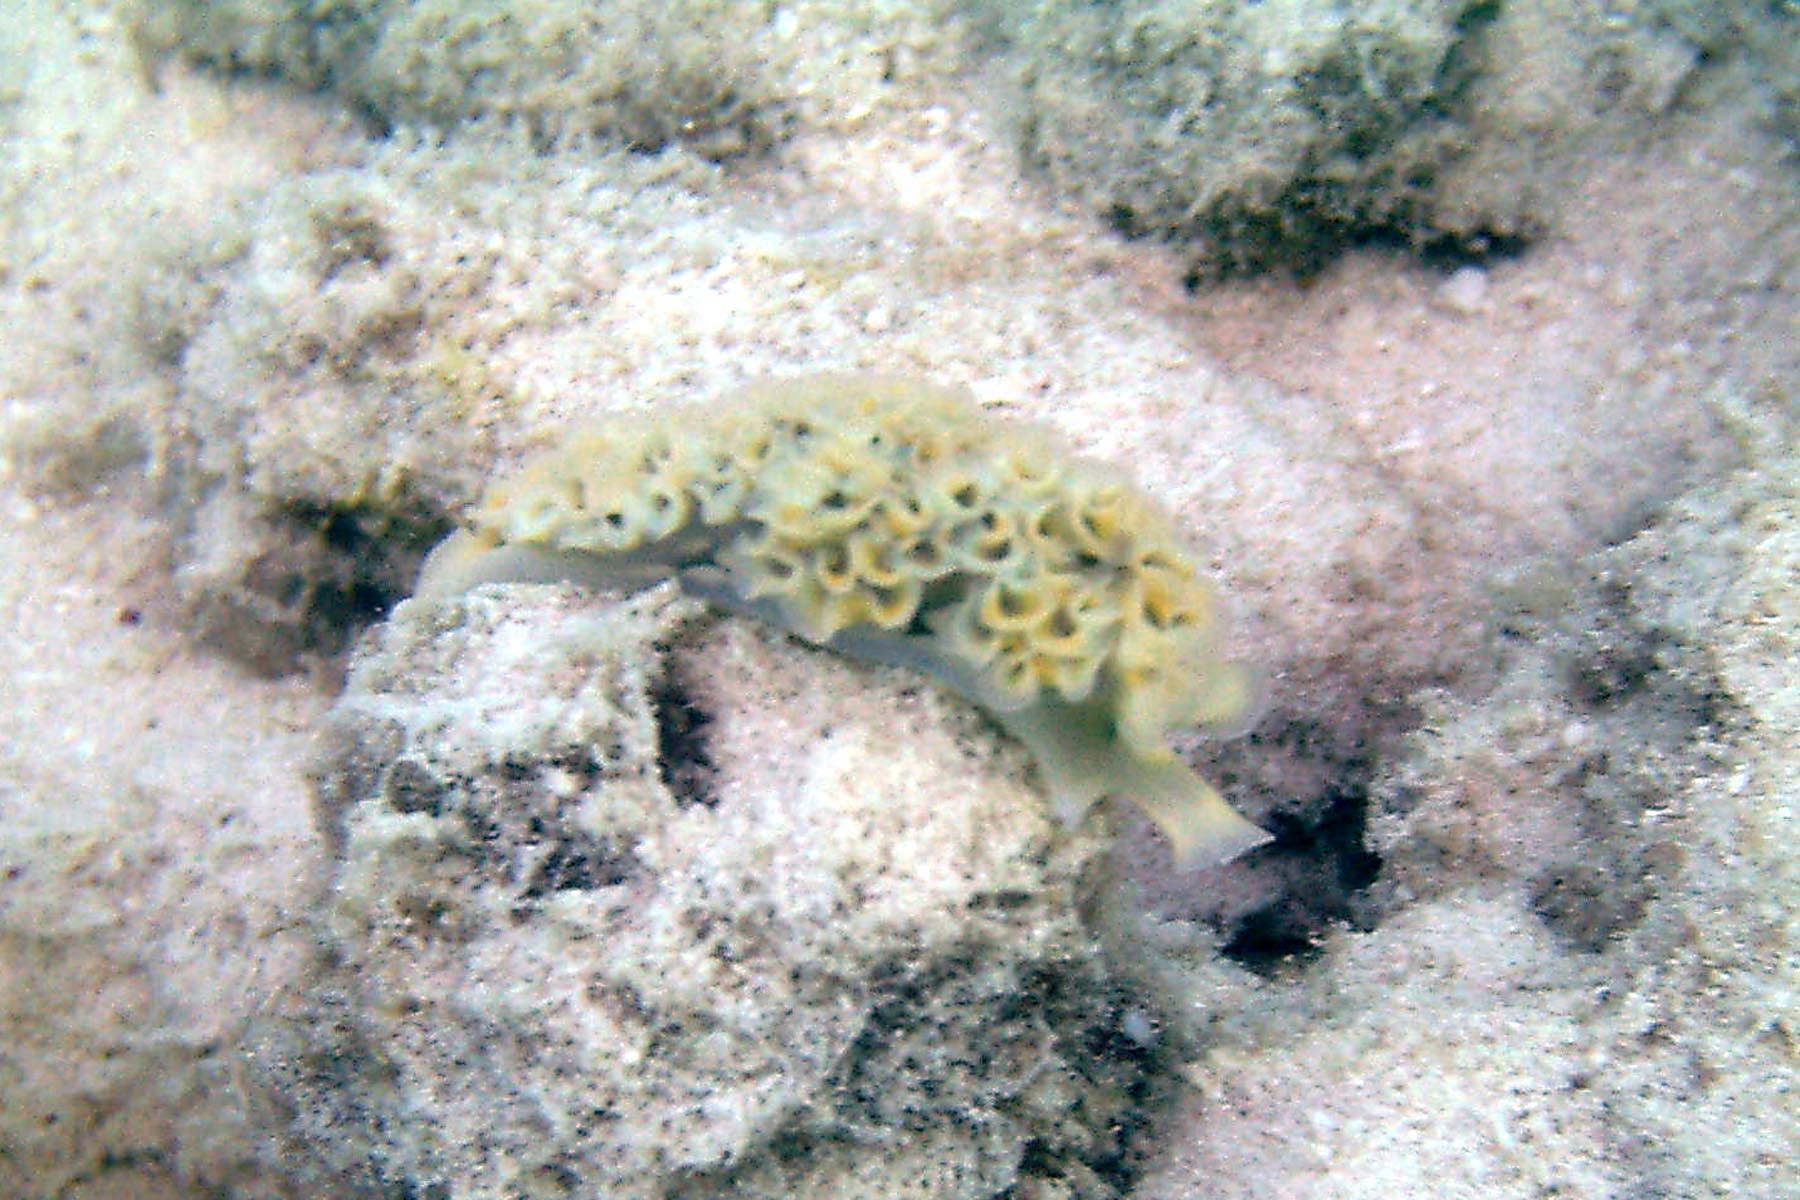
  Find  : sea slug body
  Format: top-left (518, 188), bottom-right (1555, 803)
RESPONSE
top-left (418, 373), bottom-right (1267, 866)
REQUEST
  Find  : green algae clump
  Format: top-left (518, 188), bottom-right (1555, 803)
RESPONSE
top-left (419, 373), bottom-right (1265, 865)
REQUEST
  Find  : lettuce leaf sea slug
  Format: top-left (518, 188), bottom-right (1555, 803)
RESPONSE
top-left (418, 373), bottom-right (1267, 866)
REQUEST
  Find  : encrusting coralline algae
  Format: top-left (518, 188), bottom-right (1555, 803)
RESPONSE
top-left (421, 372), bottom-right (1267, 866)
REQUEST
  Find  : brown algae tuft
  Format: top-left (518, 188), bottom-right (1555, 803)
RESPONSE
top-left (419, 373), bottom-right (1265, 865)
